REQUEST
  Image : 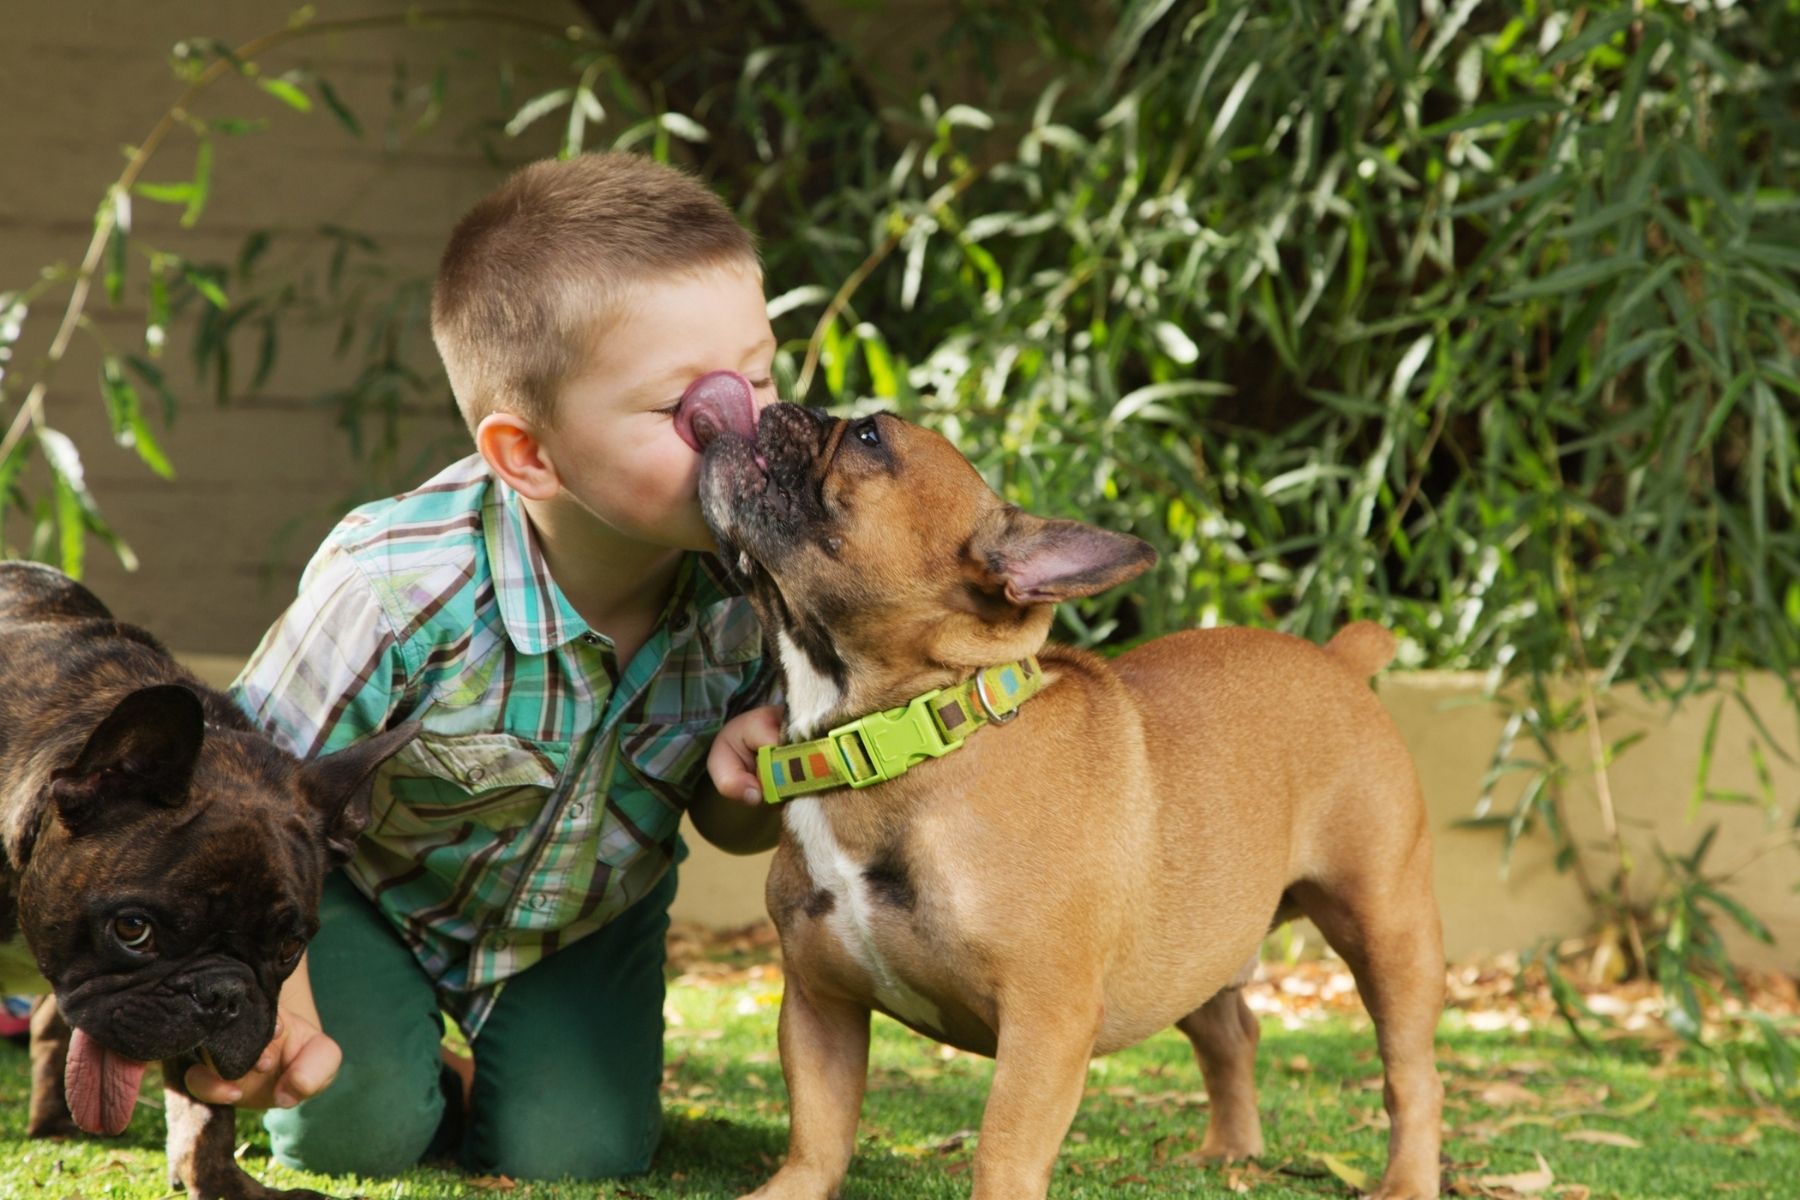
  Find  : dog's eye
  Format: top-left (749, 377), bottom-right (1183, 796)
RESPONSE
top-left (278, 938), bottom-right (305, 966)
top-left (855, 419), bottom-right (880, 447)
top-left (112, 914), bottom-right (154, 952)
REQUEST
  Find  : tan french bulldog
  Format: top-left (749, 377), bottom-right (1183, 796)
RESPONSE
top-left (693, 400), bottom-right (1444, 1200)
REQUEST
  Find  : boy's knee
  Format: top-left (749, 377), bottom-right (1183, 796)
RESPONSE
top-left (266, 1039), bottom-right (446, 1177)
top-left (475, 1096), bottom-right (663, 1180)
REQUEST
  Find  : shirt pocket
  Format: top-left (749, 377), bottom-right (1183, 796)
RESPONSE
top-left (614, 717), bottom-right (719, 812)
top-left (373, 732), bottom-right (567, 837)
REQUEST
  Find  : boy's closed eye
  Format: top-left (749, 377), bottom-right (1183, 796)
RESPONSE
top-left (654, 376), bottom-right (775, 417)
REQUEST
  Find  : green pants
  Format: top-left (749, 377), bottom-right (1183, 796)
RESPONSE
top-left (266, 865), bottom-right (677, 1181)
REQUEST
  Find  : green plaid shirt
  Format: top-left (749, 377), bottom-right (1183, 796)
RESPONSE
top-left (232, 454), bottom-right (772, 1033)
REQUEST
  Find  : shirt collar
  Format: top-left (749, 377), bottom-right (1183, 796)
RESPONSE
top-left (482, 474), bottom-right (593, 655)
top-left (481, 473), bottom-right (733, 659)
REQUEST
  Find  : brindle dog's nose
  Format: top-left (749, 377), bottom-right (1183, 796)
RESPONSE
top-left (186, 973), bottom-right (245, 1021)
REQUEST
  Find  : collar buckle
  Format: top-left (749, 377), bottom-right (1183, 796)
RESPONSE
top-left (832, 688), bottom-right (950, 788)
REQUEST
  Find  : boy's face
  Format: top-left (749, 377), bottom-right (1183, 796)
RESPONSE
top-left (543, 261), bottom-right (777, 554)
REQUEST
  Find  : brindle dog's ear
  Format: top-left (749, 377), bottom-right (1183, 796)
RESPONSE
top-left (298, 721), bottom-right (421, 865)
top-left (970, 505), bottom-right (1158, 607)
top-left (50, 684), bottom-right (205, 833)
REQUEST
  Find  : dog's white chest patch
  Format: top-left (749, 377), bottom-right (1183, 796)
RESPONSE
top-left (775, 630), bottom-right (840, 739)
top-left (784, 799), bottom-right (944, 1033)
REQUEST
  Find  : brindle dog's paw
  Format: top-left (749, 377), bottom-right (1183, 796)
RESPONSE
top-left (23, 1109), bottom-right (81, 1139)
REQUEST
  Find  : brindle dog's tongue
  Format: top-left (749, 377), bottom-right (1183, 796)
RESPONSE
top-left (674, 370), bottom-right (758, 452)
top-left (66, 1026), bottom-right (147, 1136)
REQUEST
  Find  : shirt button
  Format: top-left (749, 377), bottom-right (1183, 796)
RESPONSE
top-left (531, 893), bottom-right (548, 910)
top-left (469, 767), bottom-right (486, 783)
top-left (491, 934), bottom-right (510, 951)
top-left (581, 631), bottom-right (603, 647)
top-left (568, 801), bottom-right (587, 819)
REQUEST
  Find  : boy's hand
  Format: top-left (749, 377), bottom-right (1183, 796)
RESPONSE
top-left (184, 1010), bottom-right (341, 1110)
top-left (691, 705), bottom-right (785, 854)
top-left (706, 704), bottom-right (785, 804)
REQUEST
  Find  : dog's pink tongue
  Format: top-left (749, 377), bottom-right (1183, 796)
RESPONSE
top-left (675, 370), bottom-right (758, 452)
top-left (66, 1026), bottom-right (147, 1136)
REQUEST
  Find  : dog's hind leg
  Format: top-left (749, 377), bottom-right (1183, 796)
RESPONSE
top-left (1291, 830), bottom-right (1445, 1200)
top-left (1177, 982), bottom-right (1265, 1161)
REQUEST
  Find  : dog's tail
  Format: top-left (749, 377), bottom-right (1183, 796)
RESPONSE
top-left (1324, 621), bottom-right (1397, 677)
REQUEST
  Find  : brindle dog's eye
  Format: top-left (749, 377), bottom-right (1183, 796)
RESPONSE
top-left (279, 938), bottom-right (305, 965)
top-left (113, 914), bottom-right (154, 952)
top-left (855, 419), bottom-right (880, 447)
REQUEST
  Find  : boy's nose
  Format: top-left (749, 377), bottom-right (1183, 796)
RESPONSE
top-left (675, 370), bottom-right (760, 452)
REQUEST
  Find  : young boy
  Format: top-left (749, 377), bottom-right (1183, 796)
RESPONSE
top-left (185, 152), bottom-right (786, 1181)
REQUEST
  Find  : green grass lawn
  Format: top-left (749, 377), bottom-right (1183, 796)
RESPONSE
top-left (0, 953), bottom-right (1791, 1199)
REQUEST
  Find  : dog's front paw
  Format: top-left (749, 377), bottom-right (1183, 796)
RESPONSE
top-left (737, 1166), bottom-right (840, 1200)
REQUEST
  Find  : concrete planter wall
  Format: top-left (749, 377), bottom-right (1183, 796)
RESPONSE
top-left (177, 654), bottom-right (1798, 971)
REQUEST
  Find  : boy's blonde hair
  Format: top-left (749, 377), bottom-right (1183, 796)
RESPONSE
top-left (431, 152), bottom-right (758, 432)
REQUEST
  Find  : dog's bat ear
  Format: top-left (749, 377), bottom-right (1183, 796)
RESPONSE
top-left (50, 685), bottom-right (206, 832)
top-left (298, 721), bottom-right (422, 865)
top-left (971, 505), bottom-right (1158, 607)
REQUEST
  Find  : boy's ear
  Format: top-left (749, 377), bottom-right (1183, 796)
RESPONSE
top-left (477, 412), bottom-right (560, 501)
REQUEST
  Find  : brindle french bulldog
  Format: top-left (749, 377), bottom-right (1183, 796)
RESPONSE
top-left (693, 399), bottom-right (1444, 1200)
top-left (0, 561), bottom-right (418, 1200)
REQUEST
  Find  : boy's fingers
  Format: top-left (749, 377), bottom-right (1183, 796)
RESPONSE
top-left (274, 1033), bottom-right (343, 1108)
top-left (182, 1062), bottom-right (242, 1105)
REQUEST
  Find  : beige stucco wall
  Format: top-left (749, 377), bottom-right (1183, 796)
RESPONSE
top-left (177, 653), bottom-right (1800, 970)
top-left (1, 1), bottom-right (582, 651)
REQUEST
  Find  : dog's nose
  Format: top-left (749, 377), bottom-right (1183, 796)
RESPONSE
top-left (186, 974), bottom-right (245, 1021)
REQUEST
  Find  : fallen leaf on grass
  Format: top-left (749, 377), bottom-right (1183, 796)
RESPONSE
top-left (1459, 1113), bottom-right (1555, 1142)
top-left (1476, 1080), bottom-right (1543, 1108)
top-left (1478, 1151), bottom-right (1555, 1196)
top-left (1561, 1130), bottom-right (1642, 1149)
top-left (1223, 1161), bottom-right (1284, 1193)
top-left (468, 1176), bottom-right (517, 1191)
top-left (1316, 1151), bottom-right (1371, 1192)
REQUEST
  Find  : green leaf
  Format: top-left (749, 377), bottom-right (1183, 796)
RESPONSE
top-left (505, 88), bottom-right (574, 138)
top-left (182, 264), bottom-right (228, 309)
top-left (133, 180), bottom-right (196, 205)
top-left (1420, 98), bottom-right (1562, 138)
top-left (99, 357), bottom-right (174, 480)
top-left (657, 112), bottom-right (708, 144)
top-left (258, 76), bottom-right (313, 113)
top-left (181, 138), bottom-right (212, 228)
top-left (104, 223), bottom-right (127, 306)
top-left (317, 77), bottom-right (363, 138)
top-left (1491, 256), bottom-right (1641, 302)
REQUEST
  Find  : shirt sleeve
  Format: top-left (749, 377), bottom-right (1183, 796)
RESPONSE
top-left (230, 537), bottom-right (411, 759)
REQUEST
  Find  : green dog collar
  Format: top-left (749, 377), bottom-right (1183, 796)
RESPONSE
top-left (756, 657), bottom-right (1044, 803)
